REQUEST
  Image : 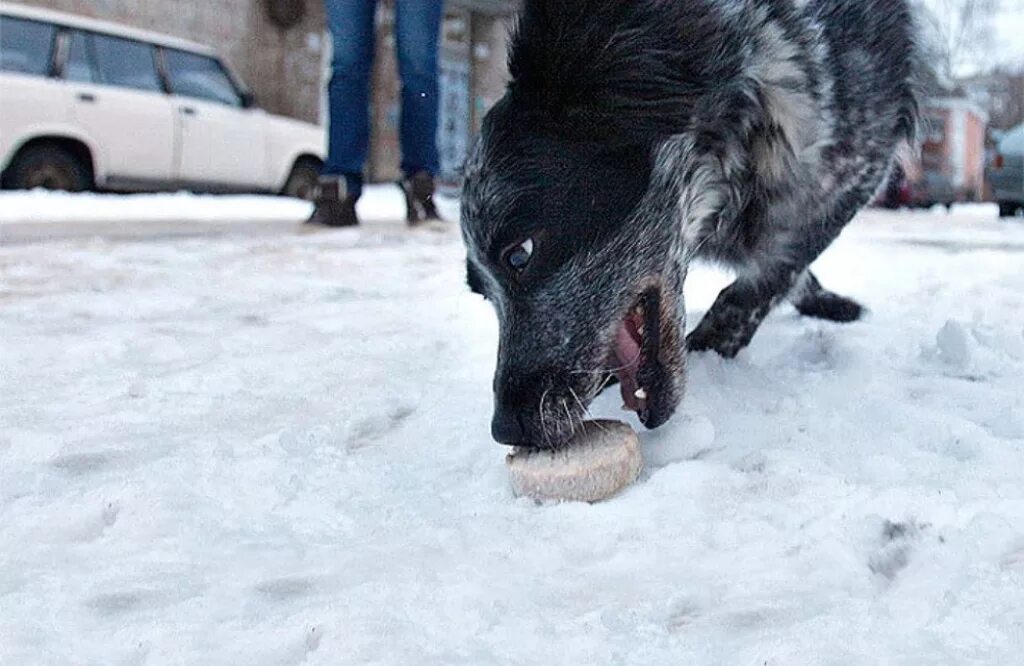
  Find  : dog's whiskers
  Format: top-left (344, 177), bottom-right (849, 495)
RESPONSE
top-left (594, 371), bottom-right (617, 396)
top-left (561, 399), bottom-right (577, 438)
top-left (569, 387), bottom-right (607, 434)
top-left (538, 386), bottom-right (552, 447)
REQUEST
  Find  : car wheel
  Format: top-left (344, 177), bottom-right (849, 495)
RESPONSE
top-left (998, 201), bottom-right (1021, 218)
top-left (6, 144), bottom-right (91, 192)
top-left (281, 160), bottom-right (320, 201)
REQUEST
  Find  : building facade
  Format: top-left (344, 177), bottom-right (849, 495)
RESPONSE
top-left (10, 0), bottom-right (518, 184)
top-left (920, 98), bottom-right (989, 202)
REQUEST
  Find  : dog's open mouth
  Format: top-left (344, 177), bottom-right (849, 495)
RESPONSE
top-left (608, 289), bottom-right (664, 426)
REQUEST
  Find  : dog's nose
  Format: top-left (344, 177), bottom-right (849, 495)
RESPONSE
top-left (491, 407), bottom-right (527, 445)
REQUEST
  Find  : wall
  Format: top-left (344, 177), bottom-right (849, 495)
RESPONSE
top-left (963, 111), bottom-right (986, 199)
top-left (918, 101), bottom-right (988, 201)
top-left (469, 10), bottom-right (514, 134)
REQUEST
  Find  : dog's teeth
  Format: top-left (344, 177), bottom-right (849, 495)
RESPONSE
top-left (634, 388), bottom-right (648, 400)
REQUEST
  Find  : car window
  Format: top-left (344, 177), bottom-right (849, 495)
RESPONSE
top-left (91, 33), bottom-right (162, 92)
top-left (0, 15), bottom-right (56, 76)
top-left (64, 31), bottom-right (98, 83)
top-left (1000, 126), bottom-right (1024, 155)
top-left (163, 49), bottom-right (242, 107)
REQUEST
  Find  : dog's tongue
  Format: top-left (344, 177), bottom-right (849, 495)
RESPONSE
top-left (613, 320), bottom-right (642, 411)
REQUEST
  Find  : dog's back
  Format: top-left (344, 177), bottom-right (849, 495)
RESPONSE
top-left (691, 0), bottom-right (921, 269)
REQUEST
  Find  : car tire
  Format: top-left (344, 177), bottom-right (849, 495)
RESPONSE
top-left (281, 159), bottom-right (320, 201)
top-left (998, 201), bottom-right (1021, 218)
top-left (5, 144), bottom-right (92, 192)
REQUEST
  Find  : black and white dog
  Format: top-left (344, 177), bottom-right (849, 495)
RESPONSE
top-left (461, 0), bottom-right (921, 447)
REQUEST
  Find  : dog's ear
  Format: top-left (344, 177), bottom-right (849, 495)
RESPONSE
top-left (508, 0), bottom-right (744, 145)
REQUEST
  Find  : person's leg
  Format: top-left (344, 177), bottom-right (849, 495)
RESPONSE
top-left (323, 0), bottom-right (377, 200)
top-left (393, 0), bottom-right (443, 179)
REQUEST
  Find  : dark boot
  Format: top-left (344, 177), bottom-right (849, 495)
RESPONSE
top-left (305, 177), bottom-right (359, 227)
top-left (400, 170), bottom-right (441, 225)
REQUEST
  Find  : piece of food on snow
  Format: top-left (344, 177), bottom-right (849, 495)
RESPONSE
top-left (506, 420), bottom-right (643, 503)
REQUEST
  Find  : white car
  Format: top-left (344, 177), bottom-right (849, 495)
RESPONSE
top-left (0, 3), bottom-right (325, 198)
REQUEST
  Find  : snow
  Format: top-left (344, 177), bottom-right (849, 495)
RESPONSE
top-left (0, 186), bottom-right (448, 243)
top-left (1, 192), bottom-right (1023, 664)
top-left (0, 189), bottom-right (313, 225)
top-left (0, 186), bottom-right (446, 226)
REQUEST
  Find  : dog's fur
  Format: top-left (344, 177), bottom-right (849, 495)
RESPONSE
top-left (461, 0), bottom-right (921, 447)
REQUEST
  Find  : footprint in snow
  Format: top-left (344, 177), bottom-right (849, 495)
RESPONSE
top-left (86, 591), bottom-right (151, 617)
top-left (346, 404), bottom-right (416, 449)
top-left (253, 577), bottom-right (316, 601)
top-left (868, 519), bottom-right (934, 581)
top-left (50, 451), bottom-right (121, 476)
top-left (1001, 546), bottom-right (1024, 570)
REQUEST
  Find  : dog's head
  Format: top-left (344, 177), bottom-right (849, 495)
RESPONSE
top-left (461, 0), bottom-right (761, 447)
top-left (461, 104), bottom-right (689, 447)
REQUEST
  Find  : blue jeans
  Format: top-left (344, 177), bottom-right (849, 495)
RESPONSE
top-left (322, 0), bottom-right (443, 199)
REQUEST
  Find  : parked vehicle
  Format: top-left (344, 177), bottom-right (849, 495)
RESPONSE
top-left (987, 124), bottom-right (1024, 218)
top-left (896, 98), bottom-right (988, 209)
top-left (0, 3), bottom-right (324, 198)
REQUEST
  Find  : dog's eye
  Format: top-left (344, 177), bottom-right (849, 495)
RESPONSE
top-left (504, 238), bottom-right (534, 272)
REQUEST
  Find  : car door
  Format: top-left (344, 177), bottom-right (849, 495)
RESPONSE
top-left (61, 30), bottom-right (175, 187)
top-left (0, 16), bottom-right (70, 172)
top-left (161, 48), bottom-right (268, 189)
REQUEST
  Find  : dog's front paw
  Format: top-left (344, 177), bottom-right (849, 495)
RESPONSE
top-left (686, 325), bottom-right (747, 359)
top-left (686, 301), bottom-right (768, 359)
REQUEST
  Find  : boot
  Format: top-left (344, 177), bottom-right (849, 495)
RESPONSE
top-left (305, 177), bottom-right (358, 227)
top-left (400, 170), bottom-right (441, 225)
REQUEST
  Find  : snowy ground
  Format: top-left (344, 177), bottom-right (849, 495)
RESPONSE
top-left (1, 191), bottom-right (1023, 664)
top-left (0, 188), bottom-right (422, 243)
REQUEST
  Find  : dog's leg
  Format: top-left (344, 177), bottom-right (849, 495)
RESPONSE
top-left (687, 196), bottom-right (868, 358)
top-left (787, 270), bottom-right (864, 322)
top-left (686, 275), bottom-right (790, 358)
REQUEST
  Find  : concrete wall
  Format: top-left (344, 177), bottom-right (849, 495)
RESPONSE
top-left (469, 10), bottom-right (514, 134)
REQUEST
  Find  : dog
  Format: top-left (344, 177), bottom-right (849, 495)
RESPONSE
top-left (460, 0), bottom-right (921, 447)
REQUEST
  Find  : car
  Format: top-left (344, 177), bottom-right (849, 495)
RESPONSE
top-left (987, 124), bottom-right (1024, 218)
top-left (0, 3), bottom-right (324, 199)
top-left (908, 170), bottom-right (958, 209)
